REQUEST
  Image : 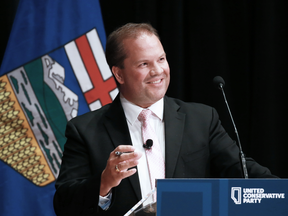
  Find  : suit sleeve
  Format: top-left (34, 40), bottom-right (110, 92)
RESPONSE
top-left (53, 121), bottom-right (106, 216)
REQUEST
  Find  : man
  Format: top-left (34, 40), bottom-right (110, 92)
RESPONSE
top-left (53, 23), bottom-right (275, 216)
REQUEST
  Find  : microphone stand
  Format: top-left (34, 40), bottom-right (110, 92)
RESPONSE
top-left (219, 83), bottom-right (249, 179)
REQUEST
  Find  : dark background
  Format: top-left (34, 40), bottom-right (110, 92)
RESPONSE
top-left (1, 0), bottom-right (287, 177)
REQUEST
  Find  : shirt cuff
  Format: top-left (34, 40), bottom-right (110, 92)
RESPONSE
top-left (98, 191), bottom-right (112, 210)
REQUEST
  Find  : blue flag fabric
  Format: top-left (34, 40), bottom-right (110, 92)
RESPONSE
top-left (0, 1), bottom-right (118, 215)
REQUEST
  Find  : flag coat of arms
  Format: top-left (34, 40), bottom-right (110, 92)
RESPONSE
top-left (0, 1), bottom-right (117, 215)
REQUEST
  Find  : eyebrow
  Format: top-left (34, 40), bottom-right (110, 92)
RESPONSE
top-left (134, 52), bottom-right (166, 64)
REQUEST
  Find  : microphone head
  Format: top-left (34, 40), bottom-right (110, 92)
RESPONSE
top-left (144, 139), bottom-right (153, 149)
top-left (213, 76), bottom-right (225, 89)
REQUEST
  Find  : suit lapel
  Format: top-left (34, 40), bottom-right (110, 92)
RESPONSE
top-left (102, 95), bottom-right (185, 198)
top-left (104, 95), bottom-right (142, 200)
top-left (164, 96), bottom-right (186, 178)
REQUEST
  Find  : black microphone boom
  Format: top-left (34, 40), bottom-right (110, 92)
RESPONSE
top-left (213, 76), bottom-right (249, 179)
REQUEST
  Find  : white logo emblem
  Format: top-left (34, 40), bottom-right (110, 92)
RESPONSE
top-left (231, 187), bottom-right (285, 204)
top-left (231, 187), bottom-right (242, 204)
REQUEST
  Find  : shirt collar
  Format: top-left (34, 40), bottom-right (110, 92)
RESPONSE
top-left (120, 94), bottom-right (164, 125)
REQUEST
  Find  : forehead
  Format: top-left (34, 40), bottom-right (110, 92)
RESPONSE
top-left (122, 33), bottom-right (164, 59)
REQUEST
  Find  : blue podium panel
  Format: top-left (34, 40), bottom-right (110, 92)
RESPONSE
top-left (156, 179), bottom-right (288, 216)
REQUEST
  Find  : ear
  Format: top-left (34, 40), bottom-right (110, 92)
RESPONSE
top-left (112, 66), bottom-right (124, 84)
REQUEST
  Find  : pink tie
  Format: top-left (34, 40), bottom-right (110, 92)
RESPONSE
top-left (138, 109), bottom-right (165, 199)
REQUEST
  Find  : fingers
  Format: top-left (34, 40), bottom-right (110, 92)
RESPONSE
top-left (112, 145), bottom-right (136, 157)
top-left (112, 145), bottom-right (142, 165)
top-left (114, 151), bottom-right (142, 164)
top-left (119, 168), bottom-right (137, 179)
top-left (114, 156), bottom-right (141, 173)
top-left (99, 145), bottom-right (142, 196)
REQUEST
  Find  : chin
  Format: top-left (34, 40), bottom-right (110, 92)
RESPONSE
top-left (150, 93), bottom-right (165, 103)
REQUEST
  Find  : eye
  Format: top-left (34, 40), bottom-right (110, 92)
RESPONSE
top-left (139, 62), bottom-right (148, 67)
top-left (159, 56), bottom-right (166, 62)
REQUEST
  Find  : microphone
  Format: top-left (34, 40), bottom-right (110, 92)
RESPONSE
top-left (143, 139), bottom-right (153, 149)
top-left (213, 75), bottom-right (225, 89)
top-left (213, 76), bottom-right (249, 179)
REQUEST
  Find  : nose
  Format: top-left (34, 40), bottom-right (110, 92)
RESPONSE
top-left (150, 63), bottom-right (163, 76)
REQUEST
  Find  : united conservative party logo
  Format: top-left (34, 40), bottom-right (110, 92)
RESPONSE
top-left (231, 187), bottom-right (285, 204)
top-left (0, 28), bottom-right (118, 186)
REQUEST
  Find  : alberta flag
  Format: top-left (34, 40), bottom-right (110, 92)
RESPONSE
top-left (0, 1), bottom-right (117, 215)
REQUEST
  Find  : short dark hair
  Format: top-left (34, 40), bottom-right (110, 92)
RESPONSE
top-left (105, 23), bottom-right (159, 70)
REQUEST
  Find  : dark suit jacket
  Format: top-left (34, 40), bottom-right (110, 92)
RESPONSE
top-left (53, 95), bottom-right (274, 216)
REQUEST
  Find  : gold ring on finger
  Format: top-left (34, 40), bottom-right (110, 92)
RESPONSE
top-left (115, 164), bottom-right (120, 172)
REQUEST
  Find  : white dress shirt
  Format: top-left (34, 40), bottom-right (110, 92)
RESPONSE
top-left (98, 96), bottom-right (165, 208)
top-left (120, 95), bottom-right (165, 206)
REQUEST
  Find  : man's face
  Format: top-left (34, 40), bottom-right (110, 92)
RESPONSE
top-left (112, 33), bottom-right (170, 108)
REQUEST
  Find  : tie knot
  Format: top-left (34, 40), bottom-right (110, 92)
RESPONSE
top-left (138, 109), bottom-right (152, 123)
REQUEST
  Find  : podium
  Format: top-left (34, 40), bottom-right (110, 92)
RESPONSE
top-left (155, 179), bottom-right (288, 216)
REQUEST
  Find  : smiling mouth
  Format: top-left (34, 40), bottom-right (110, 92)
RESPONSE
top-left (149, 79), bottom-right (162, 84)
